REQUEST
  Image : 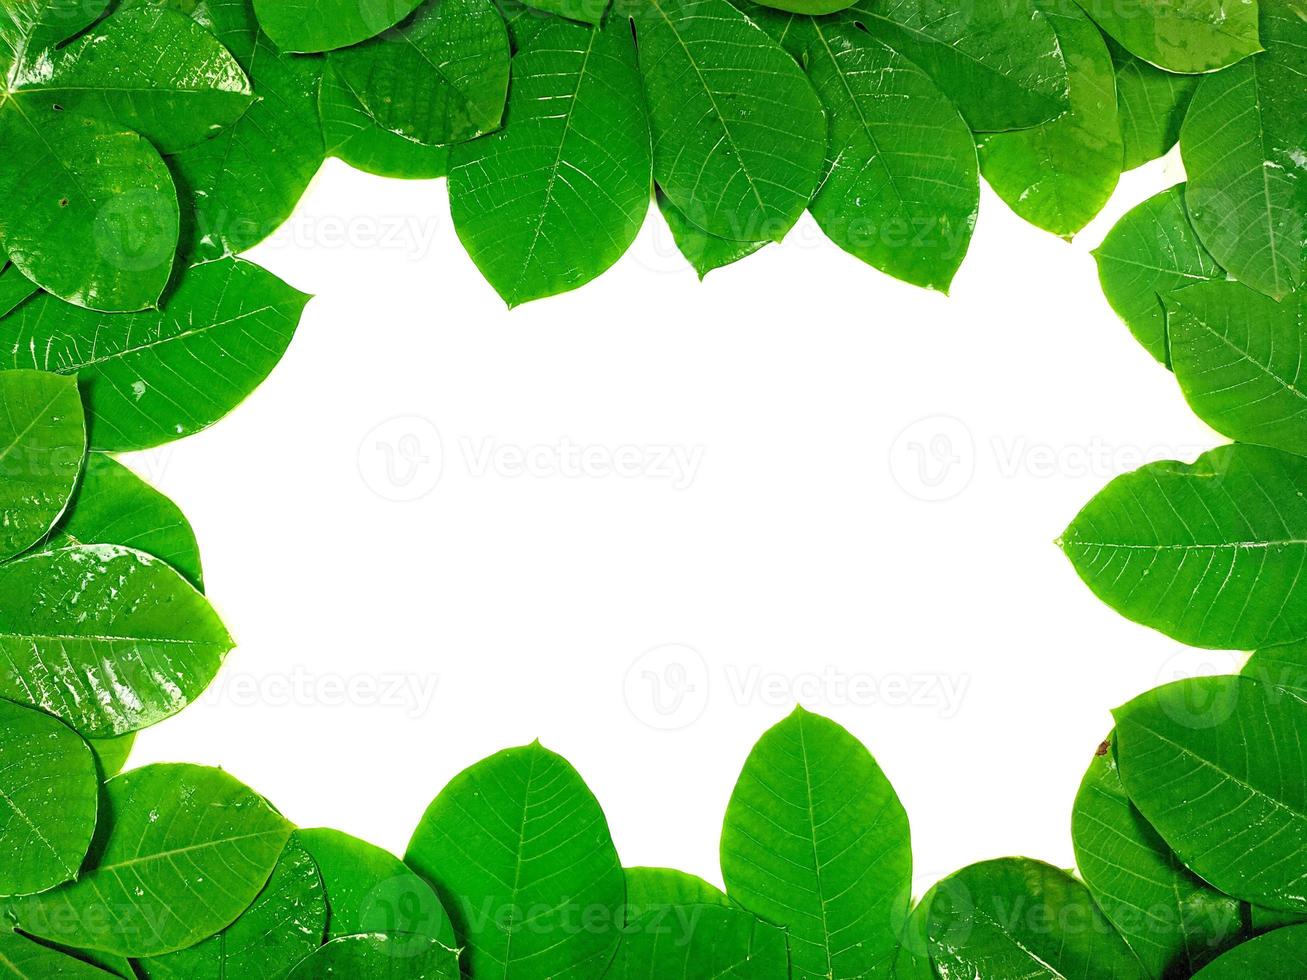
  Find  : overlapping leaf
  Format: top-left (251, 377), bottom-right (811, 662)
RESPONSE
top-left (624, 867), bottom-right (729, 911)
top-left (286, 933), bottom-right (460, 979)
top-left (1192, 924), bottom-right (1307, 977)
top-left (0, 260), bottom-right (36, 318)
top-left (1110, 43), bottom-right (1200, 171)
top-left (518, 0), bottom-right (608, 24)
top-left (252, 0), bottom-right (425, 52)
top-left (657, 190), bottom-right (766, 278)
top-left (609, 903), bottom-right (790, 979)
top-left (1074, 0), bottom-right (1261, 73)
top-left (86, 732), bottom-right (134, 779)
top-left (1243, 640), bottom-right (1307, 701)
top-left (319, 64), bottom-right (449, 180)
top-left (0, 929), bottom-right (116, 978)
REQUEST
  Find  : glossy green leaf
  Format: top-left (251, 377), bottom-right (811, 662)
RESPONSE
top-left (846, 0), bottom-right (1070, 132)
top-left (1093, 185), bottom-right (1223, 364)
top-left (1110, 44), bottom-right (1200, 171)
top-left (0, 108), bottom-right (178, 313)
top-left (329, 0), bottom-right (511, 147)
top-left (319, 63), bottom-right (448, 180)
top-left (978, 0), bottom-right (1122, 239)
top-left (139, 836), bottom-right (327, 979)
top-left (0, 699), bottom-right (97, 898)
top-left (518, 0), bottom-right (608, 24)
top-left (450, 16), bottom-right (651, 306)
top-left (726, 0), bottom-right (813, 59)
top-left (608, 903), bottom-right (790, 980)
top-left (0, 544), bottom-right (233, 738)
top-left (86, 732), bottom-right (134, 779)
top-left (928, 858), bottom-right (1147, 979)
top-left (1074, 0), bottom-right (1261, 73)
top-left (1062, 443), bottom-right (1307, 649)
top-left (1181, 0), bottom-right (1305, 300)
top-left (806, 17), bottom-right (978, 291)
top-left (0, 370), bottom-right (84, 562)
top-left (1073, 735), bottom-right (1245, 977)
top-left (1168, 283), bottom-right (1307, 455)
top-left (10, 764), bottom-right (292, 956)
top-left (624, 867), bottom-right (729, 913)
top-left (0, 929), bottom-right (116, 978)
top-left (253, 0), bottom-right (425, 52)
top-left (656, 190), bottom-right (766, 278)
top-left (0, 0), bottom-right (111, 72)
top-left (633, 0), bottom-right (826, 243)
top-left (1249, 904), bottom-right (1307, 933)
top-left (890, 887), bottom-right (937, 980)
top-left (721, 707), bottom-right (911, 980)
top-left (1192, 925), bottom-right (1307, 978)
top-left (298, 828), bottom-right (455, 947)
top-left (0, 260), bottom-right (36, 318)
top-left (286, 933), bottom-right (460, 979)
top-left (48, 454), bottom-right (203, 590)
top-left (1115, 675), bottom-right (1307, 913)
top-left (1243, 640), bottom-right (1307, 702)
top-left (406, 742), bottom-right (625, 978)
top-left (758, 0), bottom-right (852, 11)
top-left (0, 257), bottom-right (309, 452)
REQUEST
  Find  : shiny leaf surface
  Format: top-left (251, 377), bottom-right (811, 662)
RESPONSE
top-left (286, 933), bottom-right (460, 979)
top-left (656, 190), bottom-right (766, 278)
top-left (1192, 924), bottom-right (1307, 978)
top-left (624, 867), bottom-right (728, 912)
top-left (319, 63), bottom-right (449, 180)
top-left (1243, 640), bottom-right (1307, 702)
top-left (1110, 44), bottom-right (1199, 171)
top-left (1074, 0), bottom-right (1261, 73)
top-left (252, 0), bottom-right (425, 52)
top-left (0, 930), bottom-right (116, 978)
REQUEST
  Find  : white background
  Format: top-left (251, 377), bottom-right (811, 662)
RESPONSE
top-left (125, 150), bottom-right (1243, 899)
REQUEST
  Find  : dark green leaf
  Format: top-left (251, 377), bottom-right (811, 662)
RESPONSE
top-left (518, 0), bottom-right (607, 24)
top-left (286, 933), bottom-right (460, 979)
top-left (449, 16), bottom-right (651, 306)
top-left (624, 868), bottom-right (729, 914)
top-left (0, 930), bottom-right (116, 978)
top-left (721, 707), bottom-right (911, 980)
top-left (319, 63), bottom-right (448, 180)
top-left (1074, 0), bottom-right (1261, 73)
top-left (633, 0), bottom-right (826, 243)
top-left (1242, 641), bottom-right (1307, 703)
top-left (0, 370), bottom-right (84, 563)
top-left (0, 261), bottom-right (37, 318)
top-left (253, 0), bottom-right (426, 52)
top-left (0, 698), bottom-right (97, 898)
top-left (0, 544), bottom-right (233, 737)
top-left (1192, 925), bottom-right (1307, 978)
top-left (406, 742), bottom-right (625, 978)
top-left (86, 732), bottom-right (134, 779)
top-left (10, 764), bottom-right (292, 956)
top-left (928, 858), bottom-right (1146, 979)
top-left (0, 257), bottom-right (309, 452)
top-left (608, 903), bottom-right (790, 979)
top-left (757, 0), bottom-right (853, 11)
top-left (1110, 44), bottom-right (1200, 172)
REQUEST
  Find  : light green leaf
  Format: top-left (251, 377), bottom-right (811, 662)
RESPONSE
top-left (1242, 640), bottom-right (1307, 702)
top-left (633, 0), bottom-right (826, 243)
top-left (846, 0), bottom-right (1071, 132)
top-left (721, 707), bottom-right (911, 980)
top-left (298, 828), bottom-right (455, 947)
top-left (86, 732), bottom-right (134, 779)
top-left (0, 107), bottom-right (178, 313)
top-left (806, 17), bottom-right (978, 291)
top-left (328, 0), bottom-right (511, 147)
top-left (1168, 283), bottom-right (1307, 455)
top-left (0, 544), bottom-right (233, 738)
top-left (139, 836), bottom-right (327, 979)
top-left (286, 933), bottom-right (460, 979)
top-left (624, 868), bottom-right (729, 914)
top-left (1074, 0), bottom-right (1261, 73)
top-left (928, 858), bottom-right (1147, 979)
top-left (319, 63), bottom-right (448, 180)
top-left (608, 903), bottom-right (790, 980)
top-left (656, 189), bottom-right (767, 278)
top-left (1181, 0), bottom-right (1305, 300)
top-left (10, 764), bottom-right (292, 956)
top-left (890, 887), bottom-right (937, 980)
top-left (1073, 735), bottom-right (1245, 977)
top-left (252, 0), bottom-right (426, 52)
top-left (0, 260), bottom-right (36, 318)
top-left (1115, 675), bottom-right (1307, 912)
top-left (0, 370), bottom-right (84, 563)
top-left (449, 16), bottom-right (651, 307)
top-left (1110, 43), bottom-right (1200, 171)
top-left (0, 698), bottom-right (97, 898)
top-left (0, 257), bottom-right (309, 452)
top-left (1192, 925), bottom-right (1307, 978)
top-left (1093, 185), bottom-right (1223, 364)
top-left (406, 742), bottom-right (625, 978)
top-left (0, 930), bottom-right (116, 978)
top-left (518, 0), bottom-right (608, 24)
top-left (978, 0), bottom-right (1122, 239)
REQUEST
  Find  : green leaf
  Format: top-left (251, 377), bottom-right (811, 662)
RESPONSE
top-left (252, 0), bottom-right (426, 52)
top-left (319, 63), bottom-right (448, 180)
top-left (1114, 675), bottom-right (1307, 913)
top-left (1181, 0), bottom-right (1305, 300)
top-left (9, 763), bottom-right (292, 957)
top-left (0, 0), bottom-right (111, 73)
top-left (805, 17), bottom-right (978, 291)
top-left (48, 454), bottom-right (203, 591)
top-left (726, 0), bottom-right (813, 59)
top-left (1168, 283), bottom-right (1307, 456)
top-left (0, 260), bottom-right (37, 318)
top-left (1093, 185), bottom-right (1223, 364)
top-left (298, 828), bottom-right (455, 947)
top-left (721, 707), bottom-right (911, 980)
top-left (138, 836), bottom-right (327, 979)
top-left (0, 370), bottom-right (84, 563)
top-left (0, 107), bottom-right (178, 313)
top-left (286, 933), bottom-right (460, 979)
top-left (624, 868), bottom-right (729, 913)
top-left (0, 929), bottom-right (116, 978)
top-left (0, 257), bottom-right (309, 452)
top-left (328, 0), bottom-right (511, 147)
top-left (1073, 734), bottom-right (1245, 977)
top-left (608, 903), bottom-right (790, 979)
top-left (1192, 925), bottom-right (1307, 978)
top-left (406, 741), bottom-right (625, 978)
top-left (0, 544), bottom-right (233, 738)
top-left (0, 699), bottom-right (97, 898)
top-left (1110, 44), bottom-right (1200, 172)
top-left (86, 732), bottom-right (134, 779)
top-left (1073, 0), bottom-right (1261, 73)
top-left (890, 887), bottom-right (937, 980)
top-left (928, 858), bottom-right (1147, 979)
top-left (846, 0), bottom-right (1071, 132)
top-left (757, 0), bottom-right (853, 11)
top-left (633, 0), bottom-right (826, 243)
top-left (1242, 640), bottom-right (1307, 702)
top-left (449, 16), bottom-right (651, 307)
top-left (977, 0), bottom-right (1122, 240)
top-left (5, 9), bottom-right (253, 154)
top-left (656, 189), bottom-right (766, 278)
top-left (1061, 443), bottom-right (1307, 649)
top-left (518, 0), bottom-right (608, 24)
